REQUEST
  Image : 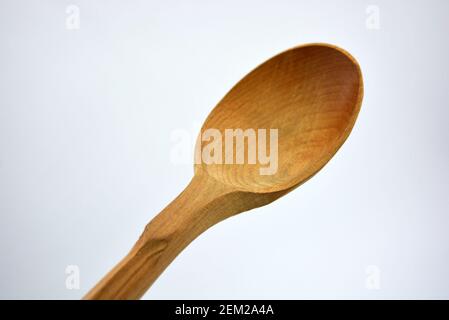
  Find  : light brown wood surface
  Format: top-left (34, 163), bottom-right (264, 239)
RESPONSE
top-left (84, 43), bottom-right (364, 300)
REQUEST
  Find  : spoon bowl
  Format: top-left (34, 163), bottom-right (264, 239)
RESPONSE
top-left (85, 43), bottom-right (363, 299)
top-left (198, 44), bottom-right (363, 192)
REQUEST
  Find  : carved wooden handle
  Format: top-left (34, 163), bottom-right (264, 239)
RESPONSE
top-left (84, 174), bottom-right (234, 299)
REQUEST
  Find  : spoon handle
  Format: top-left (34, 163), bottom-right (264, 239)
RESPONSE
top-left (83, 174), bottom-right (234, 300)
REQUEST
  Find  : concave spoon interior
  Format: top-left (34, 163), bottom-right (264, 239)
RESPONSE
top-left (85, 43), bottom-right (363, 299)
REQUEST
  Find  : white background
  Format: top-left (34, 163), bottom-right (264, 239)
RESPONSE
top-left (0, 0), bottom-right (448, 299)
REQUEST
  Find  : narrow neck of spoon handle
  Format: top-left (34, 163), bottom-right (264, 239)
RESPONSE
top-left (83, 173), bottom-right (234, 300)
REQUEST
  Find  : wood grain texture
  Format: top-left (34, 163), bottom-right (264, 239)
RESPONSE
top-left (84, 43), bottom-right (364, 300)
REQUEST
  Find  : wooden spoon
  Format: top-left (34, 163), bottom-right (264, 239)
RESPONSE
top-left (84, 43), bottom-right (363, 299)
